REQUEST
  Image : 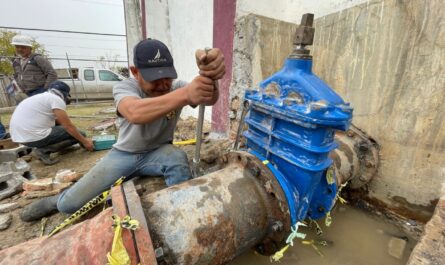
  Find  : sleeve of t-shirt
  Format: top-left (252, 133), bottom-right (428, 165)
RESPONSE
top-left (48, 94), bottom-right (66, 111)
top-left (113, 79), bottom-right (141, 108)
top-left (172, 79), bottom-right (188, 91)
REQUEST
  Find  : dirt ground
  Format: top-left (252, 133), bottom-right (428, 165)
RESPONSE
top-left (0, 102), bottom-right (233, 250)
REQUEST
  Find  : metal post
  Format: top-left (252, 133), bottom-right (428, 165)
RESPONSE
top-left (65, 53), bottom-right (78, 104)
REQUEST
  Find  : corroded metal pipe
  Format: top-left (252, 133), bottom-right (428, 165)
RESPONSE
top-left (330, 125), bottom-right (380, 188)
top-left (0, 137), bottom-right (378, 264)
top-left (141, 151), bottom-right (290, 264)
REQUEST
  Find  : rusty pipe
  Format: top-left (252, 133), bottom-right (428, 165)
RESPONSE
top-left (330, 125), bottom-right (380, 188)
top-left (0, 152), bottom-right (290, 265)
top-left (0, 136), bottom-right (378, 264)
top-left (141, 152), bottom-right (291, 264)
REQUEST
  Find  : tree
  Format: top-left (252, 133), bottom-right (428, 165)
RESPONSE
top-left (0, 30), bottom-right (49, 75)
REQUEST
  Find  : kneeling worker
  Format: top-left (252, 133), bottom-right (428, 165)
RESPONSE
top-left (10, 81), bottom-right (94, 165)
top-left (20, 39), bottom-right (225, 221)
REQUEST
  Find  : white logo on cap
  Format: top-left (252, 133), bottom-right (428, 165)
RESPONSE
top-left (148, 49), bottom-right (167, 64)
top-left (154, 49), bottom-right (161, 60)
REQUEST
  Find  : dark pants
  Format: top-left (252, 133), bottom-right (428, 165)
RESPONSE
top-left (24, 126), bottom-right (85, 154)
top-left (25, 87), bottom-right (47, 97)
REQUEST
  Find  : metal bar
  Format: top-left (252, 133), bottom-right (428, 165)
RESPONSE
top-left (233, 100), bottom-right (249, 149)
top-left (65, 53), bottom-right (79, 104)
top-left (123, 181), bottom-right (158, 265)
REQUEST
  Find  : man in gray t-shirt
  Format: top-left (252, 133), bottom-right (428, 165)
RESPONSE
top-left (21, 38), bottom-right (225, 221)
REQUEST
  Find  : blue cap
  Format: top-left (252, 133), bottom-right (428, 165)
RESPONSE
top-left (133, 38), bottom-right (177, 82)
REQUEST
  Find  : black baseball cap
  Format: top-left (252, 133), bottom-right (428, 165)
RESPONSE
top-left (48, 81), bottom-right (71, 100)
top-left (133, 38), bottom-right (177, 82)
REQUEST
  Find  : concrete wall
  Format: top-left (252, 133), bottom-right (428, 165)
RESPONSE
top-left (231, 0), bottom-right (445, 214)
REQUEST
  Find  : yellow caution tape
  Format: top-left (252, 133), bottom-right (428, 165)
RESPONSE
top-left (326, 167), bottom-right (335, 185)
top-left (173, 138), bottom-right (196, 145)
top-left (262, 160), bottom-right (269, 165)
top-left (334, 181), bottom-right (348, 205)
top-left (325, 212), bottom-right (332, 227)
top-left (270, 244), bottom-right (289, 262)
top-left (309, 218), bottom-right (323, 235)
top-left (107, 215), bottom-right (140, 265)
top-left (302, 240), bottom-right (324, 257)
top-left (48, 176), bottom-right (126, 237)
top-left (270, 222), bottom-right (307, 262)
top-left (40, 217), bottom-right (48, 237)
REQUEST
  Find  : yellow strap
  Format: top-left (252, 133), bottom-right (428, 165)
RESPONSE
top-left (325, 212), bottom-right (332, 227)
top-left (301, 240), bottom-right (324, 257)
top-left (262, 160), bottom-right (269, 165)
top-left (309, 218), bottom-right (323, 235)
top-left (48, 176), bottom-right (126, 237)
top-left (173, 138), bottom-right (196, 145)
top-left (270, 244), bottom-right (289, 262)
top-left (107, 215), bottom-right (140, 265)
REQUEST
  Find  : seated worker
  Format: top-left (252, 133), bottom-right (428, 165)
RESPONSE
top-left (10, 81), bottom-right (94, 165)
top-left (21, 38), bottom-right (225, 221)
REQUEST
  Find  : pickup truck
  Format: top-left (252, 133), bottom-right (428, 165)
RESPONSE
top-left (56, 67), bottom-right (125, 100)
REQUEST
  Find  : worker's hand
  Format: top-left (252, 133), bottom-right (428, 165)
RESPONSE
top-left (186, 75), bottom-right (215, 105)
top-left (81, 138), bottom-right (95, 152)
top-left (195, 48), bottom-right (225, 80)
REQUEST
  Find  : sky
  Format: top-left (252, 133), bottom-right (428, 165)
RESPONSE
top-left (0, 0), bottom-right (127, 69)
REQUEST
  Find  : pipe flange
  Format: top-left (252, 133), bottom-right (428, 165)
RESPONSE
top-left (218, 151), bottom-right (291, 255)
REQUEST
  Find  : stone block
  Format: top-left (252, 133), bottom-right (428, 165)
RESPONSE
top-left (22, 178), bottom-right (54, 192)
top-left (387, 237), bottom-right (407, 259)
top-left (0, 214), bottom-right (12, 230)
top-left (54, 169), bottom-right (81, 183)
top-left (0, 202), bottom-right (19, 213)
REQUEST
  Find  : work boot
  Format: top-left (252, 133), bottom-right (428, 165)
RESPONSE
top-left (32, 148), bottom-right (60, 165)
top-left (20, 195), bottom-right (60, 222)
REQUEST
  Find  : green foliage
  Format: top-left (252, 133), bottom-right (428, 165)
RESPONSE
top-left (0, 30), bottom-right (49, 76)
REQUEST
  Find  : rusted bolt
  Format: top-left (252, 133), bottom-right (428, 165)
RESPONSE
top-left (250, 167), bottom-right (261, 177)
top-left (358, 143), bottom-right (369, 152)
top-left (255, 244), bottom-right (266, 255)
top-left (272, 221), bottom-right (283, 232)
top-left (154, 247), bottom-right (164, 260)
top-left (135, 184), bottom-right (145, 196)
top-left (346, 130), bottom-right (355, 137)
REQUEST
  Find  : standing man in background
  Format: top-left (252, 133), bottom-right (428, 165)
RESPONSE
top-left (11, 35), bottom-right (57, 96)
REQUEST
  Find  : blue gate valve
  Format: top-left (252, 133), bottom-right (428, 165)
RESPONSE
top-left (243, 14), bottom-right (353, 225)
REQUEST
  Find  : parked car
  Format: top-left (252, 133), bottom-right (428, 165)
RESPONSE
top-left (56, 67), bottom-right (125, 100)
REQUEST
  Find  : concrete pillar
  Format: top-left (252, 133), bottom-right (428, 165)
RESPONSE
top-left (211, 0), bottom-right (236, 136)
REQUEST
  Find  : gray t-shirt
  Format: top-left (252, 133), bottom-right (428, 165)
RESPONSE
top-left (113, 78), bottom-right (188, 153)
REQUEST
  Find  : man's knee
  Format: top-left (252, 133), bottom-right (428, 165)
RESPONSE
top-left (160, 145), bottom-right (189, 165)
top-left (57, 195), bottom-right (84, 214)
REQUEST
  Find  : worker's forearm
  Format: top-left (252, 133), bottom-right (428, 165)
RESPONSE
top-left (124, 87), bottom-right (189, 124)
top-left (64, 124), bottom-right (88, 145)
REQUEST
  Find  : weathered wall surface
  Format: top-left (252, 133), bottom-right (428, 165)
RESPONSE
top-left (231, 0), bottom-right (445, 213)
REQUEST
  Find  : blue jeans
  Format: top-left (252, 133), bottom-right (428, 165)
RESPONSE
top-left (24, 126), bottom-right (85, 154)
top-left (57, 144), bottom-right (192, 213)
top-left (25, 87), bottom-right (47, 97)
